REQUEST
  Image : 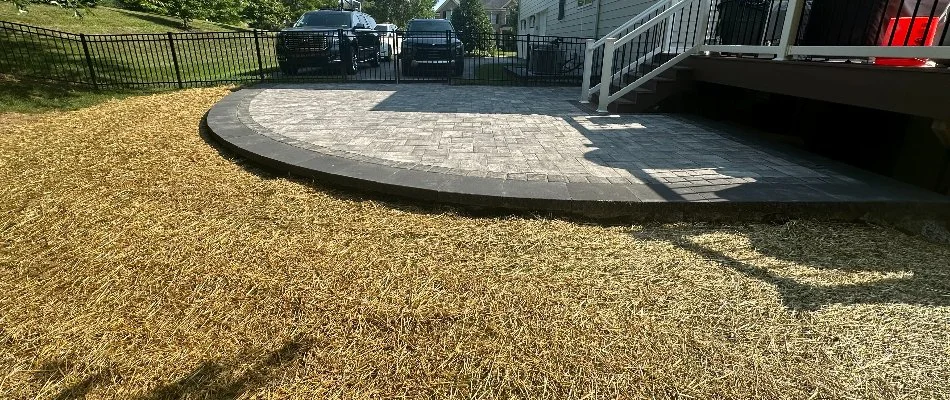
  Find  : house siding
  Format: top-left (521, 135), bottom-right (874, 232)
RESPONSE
top-left (598, 0), bottom-right (656, 36)
top-left (518, 0), bottom-right (659, 39)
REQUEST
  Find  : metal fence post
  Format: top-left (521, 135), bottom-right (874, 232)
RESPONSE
top-left (394, 31), bottom-right (400, 84)
top-left (525, 33), bottom-right (532, 71)
top-left (775, 0), bottom-right (805, 61)
top-left (597, 37), bottom-right (617, 113)
top-left (79, 33), bottom-right (98, 90)
top-left (445, 30), bottom-right (451, 83)
top-left (580, 38), bottom-right (595, 103)
top-left (339, 29), bottom-right (347, 81)
top-left (253, 29), bottom-right (266, 81)
top-left (167, 32), bottom-right (183, 89)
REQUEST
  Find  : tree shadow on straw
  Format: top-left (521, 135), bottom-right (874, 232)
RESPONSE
top-left (138, 335), bottom-right (313, 400)
top-left (30, 360), bottom-right (113, 400)
top-left (636, 225), bottom-right (950, 312)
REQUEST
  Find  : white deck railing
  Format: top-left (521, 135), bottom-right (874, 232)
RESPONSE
top-left (581, 0), bottom-right (950, 112)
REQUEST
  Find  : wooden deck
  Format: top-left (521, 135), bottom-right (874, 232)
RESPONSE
top-left (683, 56), bottom-right (950, 121)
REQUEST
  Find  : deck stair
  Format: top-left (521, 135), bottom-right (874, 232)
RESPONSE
top-left (592, 58), bottom-right (694, 113)
top-left (580, 0), bottom-right (711, 113)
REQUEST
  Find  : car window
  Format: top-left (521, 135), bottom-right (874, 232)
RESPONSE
top-left (406, 20), bottom-right (454, 36)
top-left (296, 12), bottom-right (351, 28)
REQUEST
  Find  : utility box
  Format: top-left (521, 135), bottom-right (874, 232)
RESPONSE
top-left (529, 43), bottom-right (565, 75)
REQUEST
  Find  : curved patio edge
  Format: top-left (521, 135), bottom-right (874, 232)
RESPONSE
top-left (205, 87), bottom-right (950, 223)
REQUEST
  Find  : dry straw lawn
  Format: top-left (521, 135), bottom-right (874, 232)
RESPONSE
top-left (1, 87), bottom-right (949, 399)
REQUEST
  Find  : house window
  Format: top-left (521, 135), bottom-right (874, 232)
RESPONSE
top-left (577, 0), bottom-right (593, 6)
top-left (558, 0), bottom-right (566, 20)
top-left (529, 15), bottom-right (535, 28)
top-left (521, 19), bottom-right (526, 30)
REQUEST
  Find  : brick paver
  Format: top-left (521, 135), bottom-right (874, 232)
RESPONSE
top-left (243, 83), bottom-right (847, 187)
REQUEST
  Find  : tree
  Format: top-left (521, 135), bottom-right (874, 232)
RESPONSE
top-left (280, 0), bottom-right (337, 25)
top-left (506, 0), bottom-right (518, 35)
top-left (12, 0), bottom-right (94, 18)
top-left (242, 0), bottom-right (286, 29)
top-left (450, 0), bottom-right (494, 55)
top-left (365, 0), bottom-right (435, 27)
top-left (207, 0), bottom-right (243, 25)
top-left (161, 0), bottom-right (206, 29)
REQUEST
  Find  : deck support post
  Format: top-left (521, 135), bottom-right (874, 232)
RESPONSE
top-left (775, 0), bottom-right (805, 61)
top-left (580, 39), bottom-right (596, 103)
top-left (597, 38), bottom-right (617, 113)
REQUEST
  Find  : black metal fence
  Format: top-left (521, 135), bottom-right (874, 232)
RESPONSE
top-left (704, 0), bottom-right (950, 48)
top-left (0, 20), bottom-right (592, 89)
top-left (795, 0), bottom-right (950, 47)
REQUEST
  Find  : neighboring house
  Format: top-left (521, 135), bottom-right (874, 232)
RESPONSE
top-left (436, 0), bottom-right (516, 33)
top-left (519, 0), bottom-right (656, 38)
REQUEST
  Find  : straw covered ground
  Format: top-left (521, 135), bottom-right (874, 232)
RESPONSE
top-left (1, 87), bottom-right (949, 399)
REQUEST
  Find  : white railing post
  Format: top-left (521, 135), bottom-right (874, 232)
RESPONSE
top-left (597, 38), bottom-right (617, 113)
top-left (580, 39), bottom-right (596, 103)
top-left (661, 14), bottom-right (672, 53)
top-left (694, 0), bottom-right (713, 49)
top-left (775, 0), bottom-right (805, 61)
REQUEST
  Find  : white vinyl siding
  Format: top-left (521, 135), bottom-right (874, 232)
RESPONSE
top-left (598, 0), bottom-right (656, 35)
top-left (519, 0), bottom-right (660, 39)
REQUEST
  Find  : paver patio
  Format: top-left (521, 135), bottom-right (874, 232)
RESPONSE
top-left (207, 83), bottom-right (950, 219)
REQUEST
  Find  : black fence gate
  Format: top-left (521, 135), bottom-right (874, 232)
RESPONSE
top-left (0, 21), bottom-right (592, 89)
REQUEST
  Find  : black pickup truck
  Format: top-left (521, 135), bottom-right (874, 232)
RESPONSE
top-left (276, 10), bottom-right (381, 75)
top-left (400, 19), bottom-right (465, 76)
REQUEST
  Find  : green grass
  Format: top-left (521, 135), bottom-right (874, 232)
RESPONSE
top-left (474, 63), bottom-right (514, 81)
top-left (0, 2), bottom-right (345, 97)
top-left (0, 76), bottom-right (164, 113)
top-left (0, 3), bottom-right (245, 33)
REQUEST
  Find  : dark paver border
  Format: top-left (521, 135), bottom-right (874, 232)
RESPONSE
top-left (205, 87), bottom-right (950, 222)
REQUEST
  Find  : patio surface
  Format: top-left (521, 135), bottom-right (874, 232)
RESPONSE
top-left (206, 83), bottom-right (950, 220)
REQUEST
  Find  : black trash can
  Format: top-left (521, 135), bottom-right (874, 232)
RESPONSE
top-left (716, 0), bottom-right (770, 45)
top-left (800, 0), bottom-right (893, 46)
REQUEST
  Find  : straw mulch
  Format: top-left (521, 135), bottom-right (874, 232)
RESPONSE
top-left (1, 88), bottom-right (949, 399)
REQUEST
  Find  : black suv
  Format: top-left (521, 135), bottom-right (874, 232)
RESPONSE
top-left (400, 19), bottom-right (464, 76)
top-left (277, 10), bottom-right (381, 75)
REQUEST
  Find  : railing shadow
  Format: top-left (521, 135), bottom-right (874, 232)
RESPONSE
top-left (138, 335), bottom-right (313, 399)
top-left (25, 335), bottom-right (314, 399)
top-left (634, 223), bottom-right (950, 311)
